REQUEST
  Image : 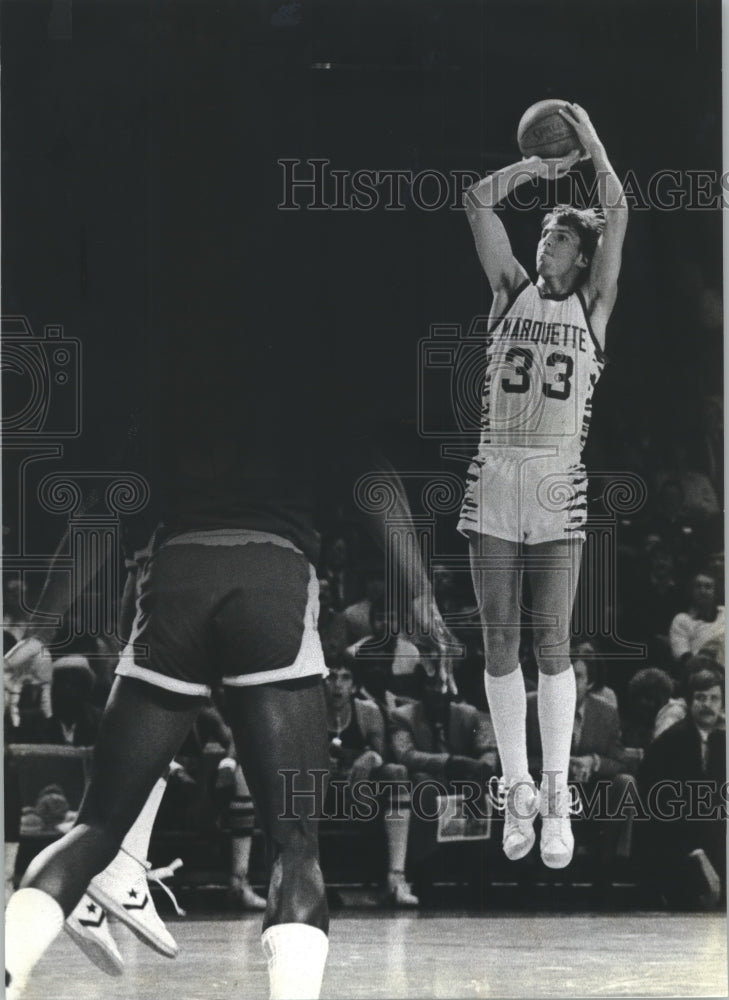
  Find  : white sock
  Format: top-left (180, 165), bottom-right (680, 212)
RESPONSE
top-left (538, 668), bottom-right (576, 788)
top-left (121, 777), bottom-right (167, 860)
top-left (262, 923), bottom-right (329, 1000)
top-left (5, 888), bottom-right (64, 988)
top-left (484, 668), bottom-right (529, 783)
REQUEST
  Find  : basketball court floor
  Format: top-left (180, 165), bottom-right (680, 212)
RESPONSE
top-left (21, 909), bottom-right (728, 999)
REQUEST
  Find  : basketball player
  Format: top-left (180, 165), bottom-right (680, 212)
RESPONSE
top-left (458, 104), bottom-right (628, 868)
top-left (4, 418), bottom-right (452, 1000)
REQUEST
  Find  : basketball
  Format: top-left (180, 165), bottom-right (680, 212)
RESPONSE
top-left (517, 99), bottom-right (581, 158)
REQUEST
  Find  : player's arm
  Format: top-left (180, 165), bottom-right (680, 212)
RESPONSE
top-left (561, 104), bottom-right (628, 333)
top-left (464, 153), bottom-right (580, 298)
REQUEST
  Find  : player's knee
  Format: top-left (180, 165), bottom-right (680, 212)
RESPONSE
top-left (486, 626), bottom-right (519, 661)
top-left (532, 628), bottom-right (570, 673)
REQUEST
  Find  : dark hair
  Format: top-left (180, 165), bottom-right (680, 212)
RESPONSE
top-left (628, 667), bottom-right (674, 703)
top-left (686, 666), bottom-right (724, 702)
top-left (542, 205), bottom-right (604, 263)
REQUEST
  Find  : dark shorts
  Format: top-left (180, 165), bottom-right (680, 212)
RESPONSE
top-left (116, 528), bottom-right (327, 697)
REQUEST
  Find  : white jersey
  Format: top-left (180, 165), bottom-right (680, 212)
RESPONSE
top-left (478, 281), bottom-right (605, 460)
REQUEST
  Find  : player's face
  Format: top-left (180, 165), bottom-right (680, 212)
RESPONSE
top-left (690, 685), bottom-right (723, 729)
top-left (536, 223), bottom-right (586, 278)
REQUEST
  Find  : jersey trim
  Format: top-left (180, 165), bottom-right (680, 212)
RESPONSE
top-left (575, 287), bottom-right (607, 364)
top-left (487, 278), bottom-right (531, 335)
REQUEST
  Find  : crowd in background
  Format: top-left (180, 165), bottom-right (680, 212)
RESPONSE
top-left (3, 403), bottom-right (725, 911)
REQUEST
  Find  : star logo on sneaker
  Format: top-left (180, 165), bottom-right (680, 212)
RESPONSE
top-left (79, 907), bottom-right (106, 929)
top-left (124, 889), bottom-right (150, 912)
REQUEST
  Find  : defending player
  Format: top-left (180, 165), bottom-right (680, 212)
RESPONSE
top-left (4, 432), bottom-right (453, 1000)
top-left (458, 104), bottom-right (628, 868)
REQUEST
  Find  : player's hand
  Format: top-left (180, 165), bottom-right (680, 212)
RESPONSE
top-left (522, 150), bottom-right (582, 181)
top-left (558, 103), bottom-right (600, 159)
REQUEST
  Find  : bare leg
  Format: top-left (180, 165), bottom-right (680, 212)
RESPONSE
top-left (469, 534), bottom-right (538, 860)
top-left (468, 534), bottom-right (522, 680)
top-left (224, 676), bottom-right (329, 933)
top-left (21, 677), bottom-right (203, 915)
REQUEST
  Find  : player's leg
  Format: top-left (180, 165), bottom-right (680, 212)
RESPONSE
top-left (376, 762), bottom-right (418, 906)
top-left (469, 533), bottom-right (539, 860)
top-left (229, 766), bottom-right (267, 910)
top-left (225, 677), bottom-right (329, 1000)
top-left (526, 537), bottom-right (582, 868)
top-left (5, 677), bottom-right (202, 997)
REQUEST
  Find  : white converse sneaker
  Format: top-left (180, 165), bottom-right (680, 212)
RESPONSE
top-left (88, 853), bottom-right (180, 958)
top-left (539, 782), bottom-right (580, 869)
top-left (488, 776), bottom-right (540, 861)
top-left (65, 894), bottom-right (124, 977)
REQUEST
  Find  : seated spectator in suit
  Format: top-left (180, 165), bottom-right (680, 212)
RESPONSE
top-left (324, 662), bottom-right (418, 906)
top-left (573, 639), bottom-right (618, 709)
top-left (669, 572), bottom-right (725, 671)
top-left (622, 667), bottom-right (675, 751)
top-left (390, 662), bottom-right (497, 820)
top-left (527, 657), bottom-right (635, 864)
top-left (7, 656), bottom-right (102, 747)
top-left (318, 579), bottom-right (348, 666)
top-left (636, 667), bottom-right (726, 909)
top-left (651, 654), bottom-right (725, 739)
top-left (346, 597), bottom-right (424, 710)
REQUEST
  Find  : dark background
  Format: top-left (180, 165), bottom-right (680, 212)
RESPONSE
top-left (2, 0), bottom-right (723, 557)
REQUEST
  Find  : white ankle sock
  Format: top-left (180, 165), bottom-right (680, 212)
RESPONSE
top-left (5, 888), bottom-right (64, 988)
top-left (484, 668), bottom-right (529, 783)
top-left (262, 923), bottom-right (328, 1000)
top-left (538, 668), bottom-right (576, 787)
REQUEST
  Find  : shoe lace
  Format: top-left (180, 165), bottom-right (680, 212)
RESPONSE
top-left (121, 847), bottom-right (186, 917)
top-left (543, 783), bottom-right (583, 818)
top-left (487, 776), bottom-right (506, 811)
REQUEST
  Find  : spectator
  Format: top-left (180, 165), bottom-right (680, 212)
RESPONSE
top-left (652, 653), bottom-right (725, 739)
top-left (527, 657), bottom-right (635, 864)
top-left (341, 571), bottom-right (385, 645)
top-left (669, 572), bottom-right (725, 671)
top-left (346, 597), bottom-right (424, 710)
top-left (7, 657), bottom-right (102, 747)
top-left (572, 639), bottom-right (618, 709)
top-left (390, 662), bottom-right (497, 809)
top-left (161, 698), bottom-right (266, 911)
top-left (622, 667), bottom-right (675, 750)
top-left (324, 663), bottom-right (418, 906)
top-left (636, 667), bottom-right (726, 908)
